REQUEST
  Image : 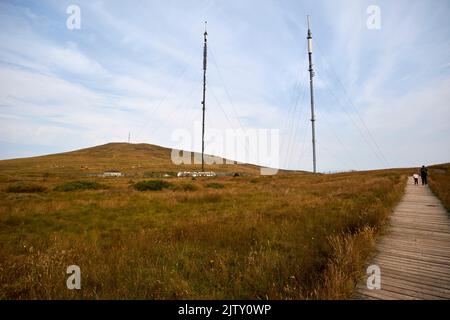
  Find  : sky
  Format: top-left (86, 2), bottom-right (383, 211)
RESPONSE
top-left (0, 0), bottom-right (449, 172)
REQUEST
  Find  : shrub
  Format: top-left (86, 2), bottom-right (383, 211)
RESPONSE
top-left (133, 180), bottom-right (173, 191)
top-left (6, 182), bottom-right (47, 193)
top-left (54, 181), bottom-right (107, 192)
top-left (205, 182), bottom-right (225, 189)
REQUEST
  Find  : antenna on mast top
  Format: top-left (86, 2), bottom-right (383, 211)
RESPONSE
top-left (307, 15), bottom-right (313, 54)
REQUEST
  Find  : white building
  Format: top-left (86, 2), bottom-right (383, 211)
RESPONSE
top-left (177, 171), bottom-right (216, 178)
top-left (102, 171), bottom-right (123, 177)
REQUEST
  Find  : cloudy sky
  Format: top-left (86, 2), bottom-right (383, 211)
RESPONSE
top-left (0, 0), bottom-right (449, 172)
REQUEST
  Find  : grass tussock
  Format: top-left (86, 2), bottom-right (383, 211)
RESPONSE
top-left (0, 170), bottom-right (406, 299)
top-left (6, 182), bottom-right (47, 193)
top-left (133, 180), bottom-right (173, 191)
top-left (204, 182), bottom-right (225, 189)
top-left (54, 181), bottom-right (107, 192)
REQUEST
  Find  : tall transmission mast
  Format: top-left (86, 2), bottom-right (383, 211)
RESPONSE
top-left (307, 15), bottom-right (317, 173)
top-left (201, 21), bottom-right (208, 172)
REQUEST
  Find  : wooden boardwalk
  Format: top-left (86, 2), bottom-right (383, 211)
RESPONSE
top-left (354, 177), bottom-right (450, 300)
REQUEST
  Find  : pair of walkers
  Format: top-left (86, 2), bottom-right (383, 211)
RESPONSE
top-left (413, 165), bottom-right (428, 186)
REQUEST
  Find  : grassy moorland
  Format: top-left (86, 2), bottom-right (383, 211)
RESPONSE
top-left (429, 163), bottom-right (450, 212)
top-left (0, 143), bottom-right (408, 299)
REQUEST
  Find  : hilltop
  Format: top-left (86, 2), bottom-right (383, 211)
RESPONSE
top-left (0, 142), bottom-right (272, 178)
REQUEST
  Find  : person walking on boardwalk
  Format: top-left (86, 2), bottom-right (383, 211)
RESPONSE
top-left (413, 172), bottom-right (419, 185)
top-left (420, 165), bottom-right (428, 185)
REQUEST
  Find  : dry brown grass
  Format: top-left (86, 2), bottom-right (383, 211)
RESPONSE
top-left (429, 163), bottom-right (450, 212)
top-left (311, 226), bottom-right (376, 299)
top-left (0, 170), bottom-right (406, 300)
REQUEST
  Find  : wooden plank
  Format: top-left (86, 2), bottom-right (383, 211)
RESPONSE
top-left (386, 227), bottom-right (450, 240)
top-left (380, 237), bottom-right (450, 250)
top-left (376, 244), bottom-right (450, 259)
top-left (386, 223), bottom-right (450, 233)
top-left (380, 275), bottom-right (450, 298)
top-left (355, 284), bottom-right (419, 300)
top-left (380, 268), bottom-right (450, 290)
top-left (378, 251), bottom-right (450, 268)
top-left (377, 282), bottom-right (446, 300)
top-left (373, 282), bottom-right (445, 300)
top-left (399, 204), bottom-right (443, 209)
top-left (389, 217), bottom-right (450, 225)
top-left (376, 245), bottom-right (450, 261)
top-left (356, 287), bottom-right (419, 300)
top-left (374, 256), bottom-right (450, 276)
top-left (393, 213), bottom-right (449, 219)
